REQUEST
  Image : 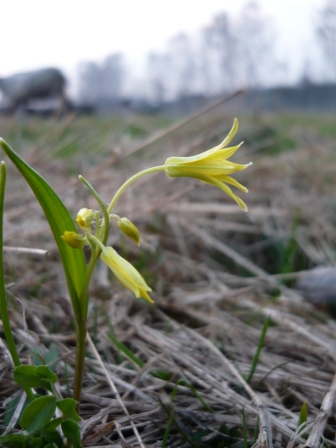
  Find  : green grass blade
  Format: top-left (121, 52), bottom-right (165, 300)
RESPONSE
top-left (246, 315), bottom-right (271, 383)
top-left (0, 139), bottom-right (87, 318)
top-left (108, 333), bottom-right (144, 367)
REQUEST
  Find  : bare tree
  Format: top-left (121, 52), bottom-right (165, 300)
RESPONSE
top-left (167, 33), bottom-right (197, 99)
top-left (237, 1), bottom-right (275, 88)
top-left (316, 0), bottom-right (336, 81)
top-left (77, 53), bottom-right (125, 105)
top-left (202, 12), bottom-right (238, 93)
top-left (146, 52), bottom-right (169, 104)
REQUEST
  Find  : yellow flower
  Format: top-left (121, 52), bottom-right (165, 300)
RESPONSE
top-left (164, 118), bottom-right (251, 211)
top-left (117, 217), bottom-right (141, 246)
top-left (100, 246), bottom-right (153, 303)
top-left (76, 208), bottom-right (94, 229)
top-left (61, 231), bottom-right (87, 249)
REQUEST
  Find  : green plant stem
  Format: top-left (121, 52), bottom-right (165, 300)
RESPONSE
top-left (72, 251), bottom-right (99, 408)
top-left (0, 162), bottom-right (35, 402)
top-left (72, 320), bottom-right (87, 410)
top-left (107, 165), bottom-right (165, 214)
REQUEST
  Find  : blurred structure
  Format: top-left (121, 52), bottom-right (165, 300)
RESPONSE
top-left (0, 68), bottom-right (67, 115)
top-left (77, 54), bottom-right (125, 113)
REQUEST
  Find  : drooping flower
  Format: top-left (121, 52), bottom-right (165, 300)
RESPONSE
top-left (76, 208), bottom-right (94, 229)
top-left (164, 118), bottom-right (251, 211)
top-left (61, 231), bottom-right (87, 249)
top-left (117, 217), bottom-right (141, 246)
top-left (100, 246), bottom-right (153, 303)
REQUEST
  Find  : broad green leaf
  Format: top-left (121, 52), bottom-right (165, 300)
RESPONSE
top-left (39, 379), bottom-right (54, 392)
top-left (61, 419), bottom-right (82, 447)
top-left (36, 365), bottom-right (58, 383)
top-left (41, 416), bottom-right (63, 431)
top-left (28, 436), bottom-right (44, 448)
top-left (14, 365), bottom-right (41, 388)
top-left (40, 429), bottom-right (63, 447)
top-left (0, 139), bottom-right (87, 319)
top-left (57, 398), bottom-right (81, 422)
top-left (20, 395), bottom-right (56, 434)
top-left (0, 434), bottom-right (27, 448)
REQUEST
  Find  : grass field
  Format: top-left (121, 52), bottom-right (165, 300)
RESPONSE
top-left (1, 105), bottom-right (336, 447)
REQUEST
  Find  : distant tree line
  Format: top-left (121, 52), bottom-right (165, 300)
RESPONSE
top-left (77, 0), bottom-right (336, 109)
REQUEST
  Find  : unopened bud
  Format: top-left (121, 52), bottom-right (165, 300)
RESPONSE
top-left (76, 208), bottom-right (94, 229)
top-left (118, 217), bottom-right (141, 246)
top-left (61, 231), bottom-right (86, 249)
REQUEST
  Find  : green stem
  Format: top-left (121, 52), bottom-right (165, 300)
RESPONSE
top-left (72, 251), bottom-right (98, 408)
top-left (0, 162), bottom-right (35, 402)
top-left (72, 320), bottom-right (87, 410)
top-left (107, 165), bottom-right (165, 214)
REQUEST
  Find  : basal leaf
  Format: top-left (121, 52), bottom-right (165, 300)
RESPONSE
top-left (0, 139), bottom-right (87, 318)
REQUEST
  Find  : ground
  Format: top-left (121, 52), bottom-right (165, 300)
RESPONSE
top-left (0, 103), bottom-right (336, 447)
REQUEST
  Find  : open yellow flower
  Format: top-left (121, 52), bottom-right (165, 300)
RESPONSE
top-left (164, 118), bottom-right (251, 211)
top-left (100, 246), bottom-right (153, 303)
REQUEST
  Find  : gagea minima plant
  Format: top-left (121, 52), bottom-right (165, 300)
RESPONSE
top-left (0, 118), bottom-right (251, 447)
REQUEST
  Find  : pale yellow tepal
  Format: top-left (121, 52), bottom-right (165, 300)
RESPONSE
top-left (100, 246), bottom-right (153, 303)
top-left (164, 118), bottom-right (251, 211)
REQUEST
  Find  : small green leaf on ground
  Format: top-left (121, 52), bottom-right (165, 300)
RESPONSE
top-left (20, 395), bottom-right (57, 434)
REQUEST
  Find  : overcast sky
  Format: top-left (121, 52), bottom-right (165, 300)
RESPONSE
top-left (1, 0), bottom-right (327, 88)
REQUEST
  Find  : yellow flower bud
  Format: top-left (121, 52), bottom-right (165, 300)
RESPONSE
top-left (100, 246), bottom-right (153, 303)
top-left (117, 217), bottom-right (141, 246)
top-left (76, 208), bottom-right (94, 229)
top-left (61, 231), bottom-right (86, 249)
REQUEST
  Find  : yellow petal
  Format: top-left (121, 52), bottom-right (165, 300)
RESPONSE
top-left (101, 247), bottom-right (154, 303)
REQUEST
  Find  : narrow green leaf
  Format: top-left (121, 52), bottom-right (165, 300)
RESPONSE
top-left (14, 365), bottom-right (41, 388)
top-left (246, 315), bottom-right (271, 383)
top-left (0, 139), bottom-right (87, 319)
top-left (171, 379), bottom-right (213, 413)
top-left (150, 369), bottom-right (173, 381)
top-left (20, 395), bottom-right (56, 434)
top-left (298, 401), bottom-right (308, 428)
top-left (57, 398), bottom-right (81, 422)
top-left (108, 333), bottom-right (144, 367)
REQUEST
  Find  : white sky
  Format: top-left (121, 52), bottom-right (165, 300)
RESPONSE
top-left (1, 0), bottom-right (327, 89)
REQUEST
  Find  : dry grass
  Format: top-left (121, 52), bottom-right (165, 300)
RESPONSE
top-left (1, 99), bottom-right (336, 447)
